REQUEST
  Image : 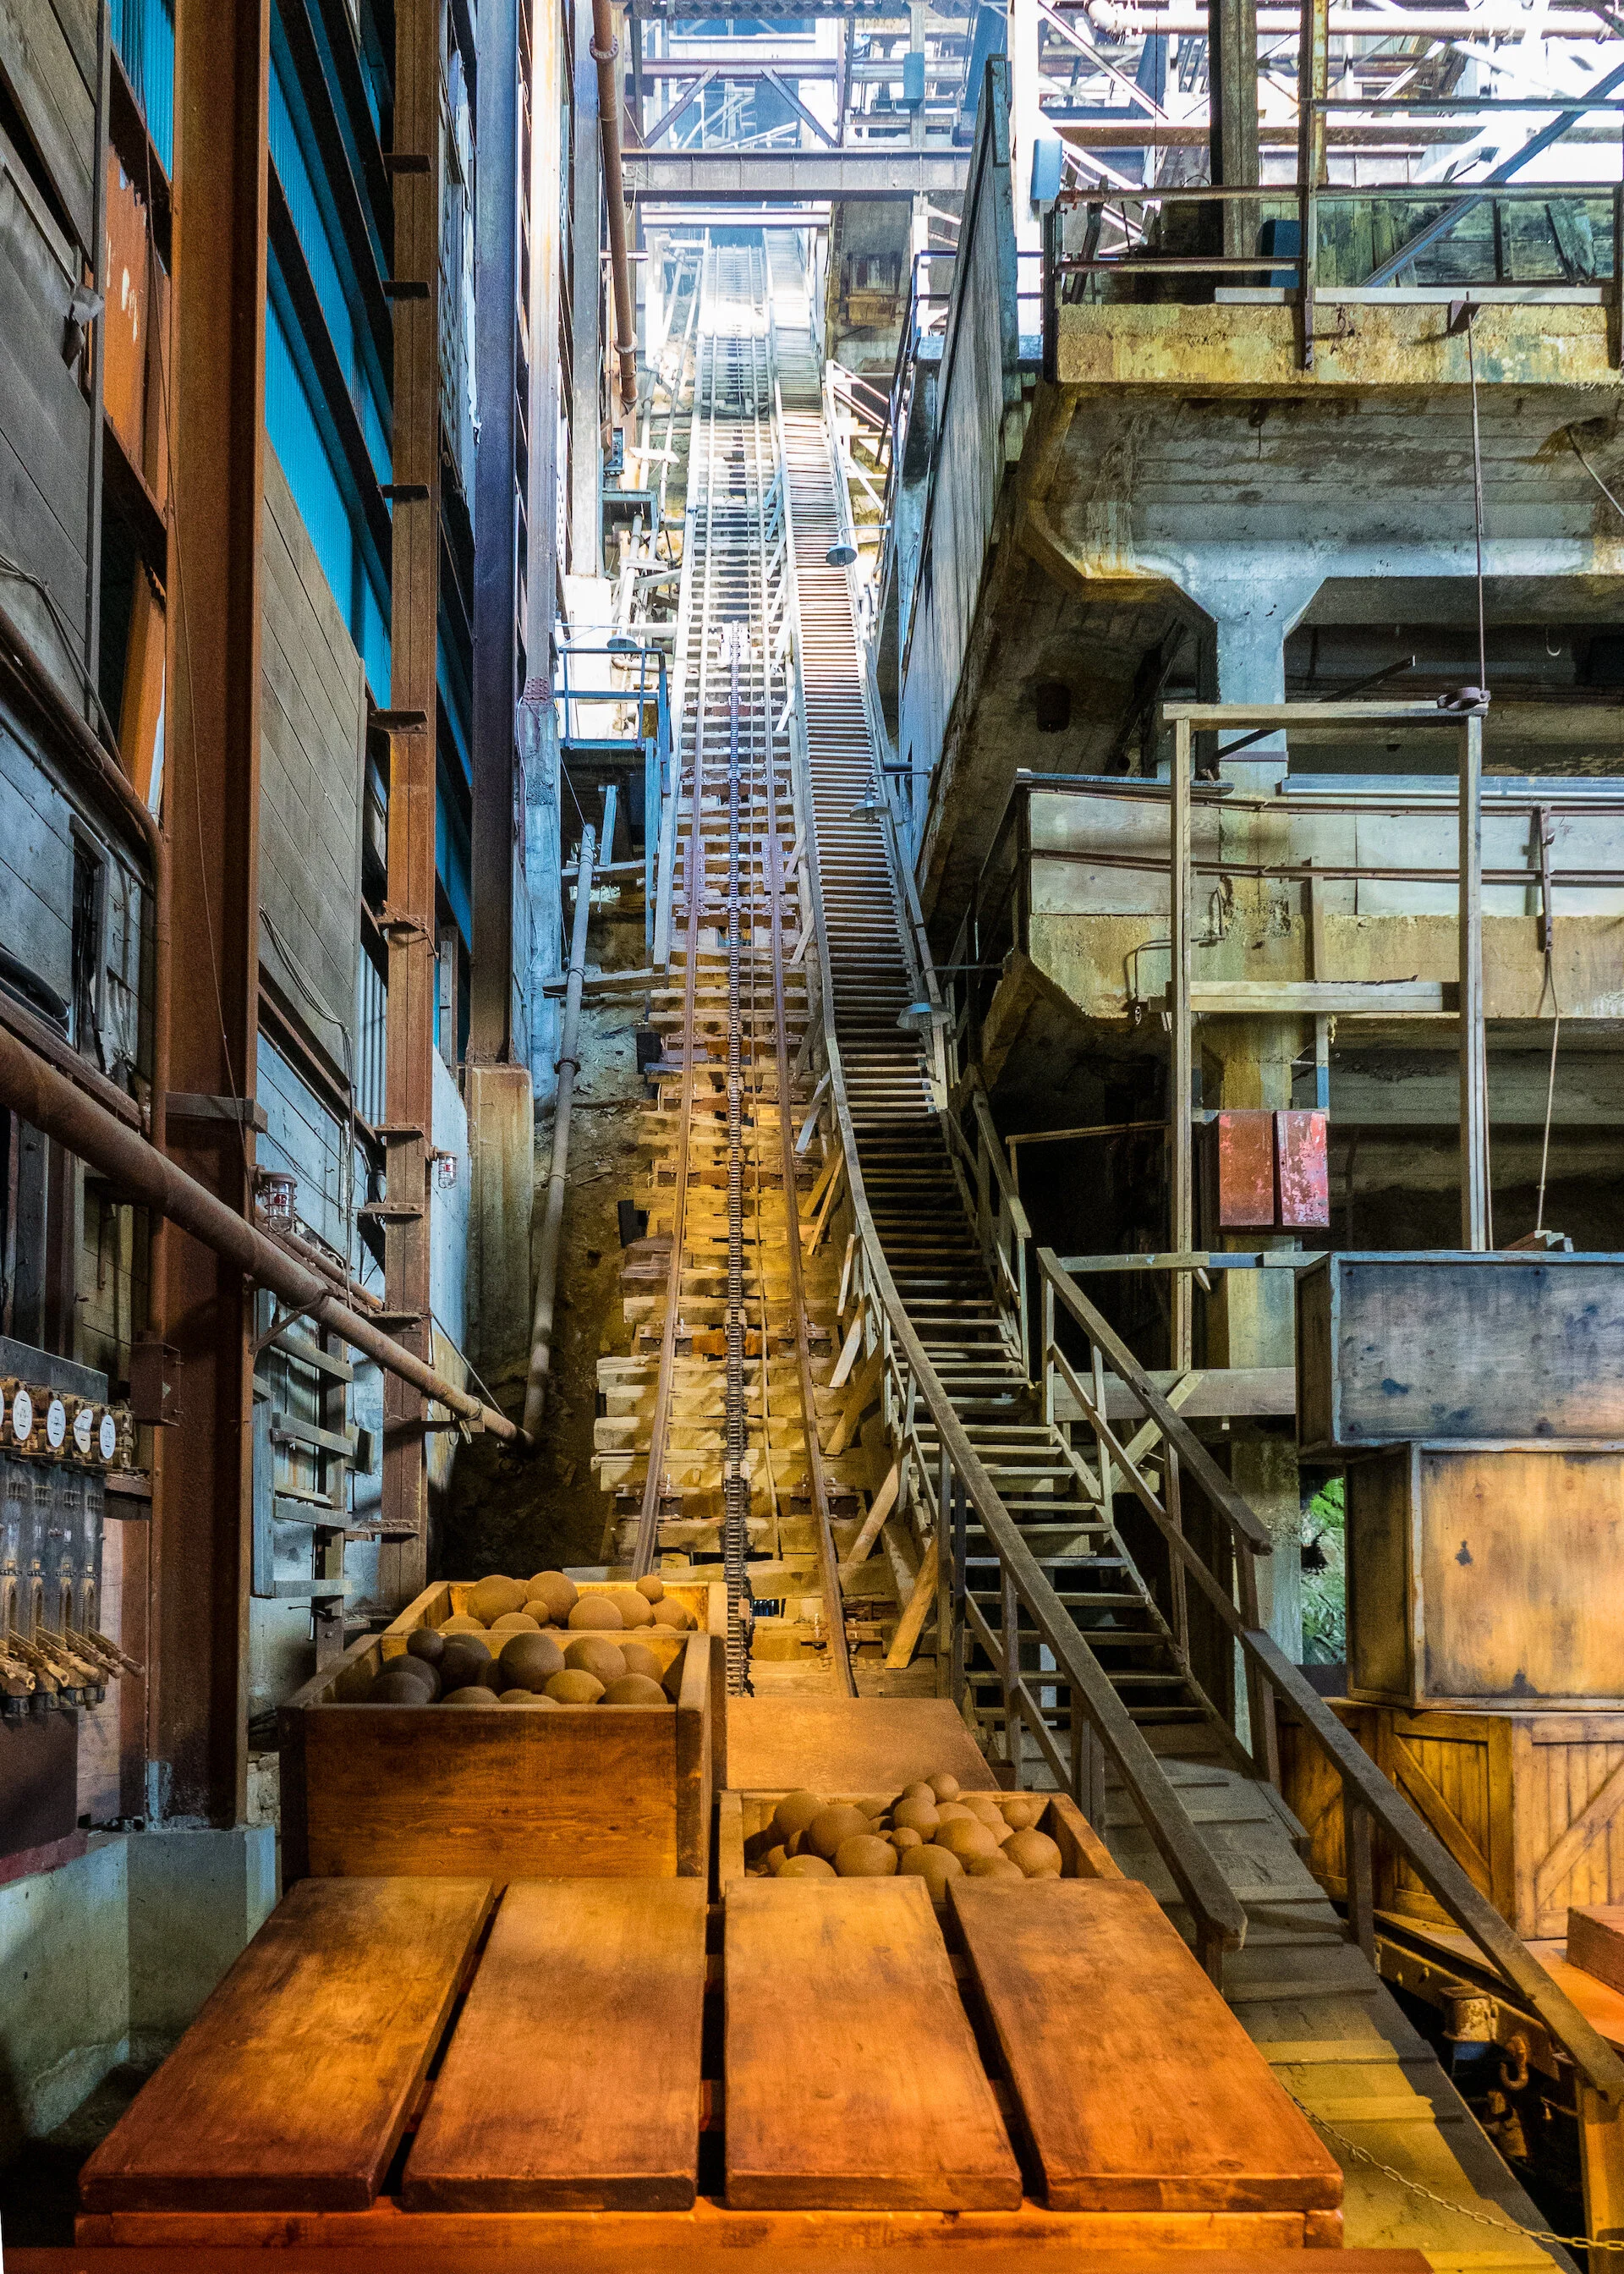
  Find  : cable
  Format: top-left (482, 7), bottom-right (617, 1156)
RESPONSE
top-left (1571, 428), bottom-right (1624, 522)
top-left (0, 552), bottom-right (123, 755)
top-left (1466, 318), bottom-right (1489, 698)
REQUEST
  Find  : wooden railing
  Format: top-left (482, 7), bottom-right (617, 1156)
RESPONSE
top-left (1035, 1243), bottom-right (1624, 2107)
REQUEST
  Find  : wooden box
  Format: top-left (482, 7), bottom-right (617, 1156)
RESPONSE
top-left (385, 1573), bottom-right (728, 1641)
top-left (1297, 1251), bottom-right (1624, 1450)
top-left (1346, 1441), bottom-right (1624, 1709)
top-left (1281, 1698), bottom-right (1624, 1940)
top-left (718, 1788), bottom-right (1119, 1889)
top-left (279, 1626), bottom-right (715, 1886)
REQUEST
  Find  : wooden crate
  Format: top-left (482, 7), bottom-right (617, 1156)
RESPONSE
top-left (1346, 1442), bottom-right (1624, 1709)
top-left (1282, 1698), bottom-right (1624, 1940)
top-left (718, 1788), bottom-right (1119, 1889)
top-left (1297, 1251), bottom-right (1624, 1450)
top-left (279, 1628), bottom-right (714, 1885)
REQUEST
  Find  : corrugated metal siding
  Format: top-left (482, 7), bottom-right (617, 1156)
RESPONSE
top-left (111, 0), bottom-right (175, 177)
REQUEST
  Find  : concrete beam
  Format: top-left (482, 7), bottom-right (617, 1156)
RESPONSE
top-left (623, 148), bottom-right (971, 197)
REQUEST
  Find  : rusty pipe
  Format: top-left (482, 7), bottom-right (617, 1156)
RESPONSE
top-left (522, 820), bottom-right (596, 1441)
top-left (0, 1020), bottom-right (522, 1446)
top-left (591, 0), bottom-right (639, 410)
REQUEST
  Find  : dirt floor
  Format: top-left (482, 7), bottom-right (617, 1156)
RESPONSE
top-left (441, 879), bottom-right (650, 1581)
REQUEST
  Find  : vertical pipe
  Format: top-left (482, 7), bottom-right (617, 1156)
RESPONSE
top-left (1296, 0), bottom-right (1326, 367)
top-left (1171, 715), bottom-right (1193, 1368)
top-left (1459, 711), bottom-right (1489, 1248)
top-left (592, 0), bottom-right (639, 410)
top-left (523, 821), bottom-right (597, 1437)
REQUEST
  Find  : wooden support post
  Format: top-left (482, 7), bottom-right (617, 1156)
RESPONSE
top-left (1580, 2082), bottom-right (1624, 2255)
top-left (1459, 711), bottom-right (1489, 1250)
top-left (1209, 0), bottom-right (1259, 261)
top-left (381, 0), bottom-right (443, 1597)
top-left (1171, 717), bottom-right (1194, 1370)
top-left (153, 0), bottom-right (270, 1824)
top-left (1343, 1793), bottom-right (1376, 1964)
top-left (841, 1457), bottom-right (900, 1574)
top-left (998, 1561), bottom-right (1019, 1768)
top-left (886, 1540), bottom-right (940, 1671)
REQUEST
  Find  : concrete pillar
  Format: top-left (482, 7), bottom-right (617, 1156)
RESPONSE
top-left (1188, 568), bottom-right (1320, 786)
top-left (1007, 0), bottom-right (1046, 254)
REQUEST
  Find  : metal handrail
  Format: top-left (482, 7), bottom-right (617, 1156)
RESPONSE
top-left (771, 376), bottom-right (1248, 1972)
top-left (1035, 1243), bottom-right (1624, 2106)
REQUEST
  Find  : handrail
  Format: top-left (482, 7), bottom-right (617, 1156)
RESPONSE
top-left (1035, 1245), bottom-right (1624, 2106)
top-left (774, 371), bottom-right (1248, 1972)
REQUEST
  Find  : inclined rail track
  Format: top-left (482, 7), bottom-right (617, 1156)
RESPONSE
top-left (633, 239), bottom-right (850, 1694)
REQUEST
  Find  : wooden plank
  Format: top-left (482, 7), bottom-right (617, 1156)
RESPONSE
top-left (78, 1877), bottom-right (493, 2212)
top-left (724, 1876), bottom-right (1022, 2211)
top-left (403, 1879), bottom-right (706, 2211)
top-left (883, 1538), bottom-right (938, 1668)
top-left (54, 2213), bottom-right (1436, 2265)
top-left (952, 1877), bottom-right (1341, 2214)
top-left (1570, 1907), bottom-right (1624, 1998)
top-left (725, 1695), bottom-right (988, 1793)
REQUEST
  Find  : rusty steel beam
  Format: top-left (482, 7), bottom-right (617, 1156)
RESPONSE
top-left (151, 0), bottom-right (270, 1829)
top-left (0, 1024), bottom-right (522, 1443)
top-left (381, 0), bottom-right (444, 1600)
top-left (593, 0), bottom-right (639, 409)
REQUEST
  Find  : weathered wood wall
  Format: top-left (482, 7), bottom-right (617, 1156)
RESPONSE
top-left (259, 447), bottom-right (366, 1070)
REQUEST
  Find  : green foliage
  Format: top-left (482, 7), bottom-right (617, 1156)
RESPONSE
top-left (1302, 1475), bottom-right (1345, 1666)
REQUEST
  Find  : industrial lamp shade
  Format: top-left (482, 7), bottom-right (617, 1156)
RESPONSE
top-left (826, 542), bottom-right (858, 567)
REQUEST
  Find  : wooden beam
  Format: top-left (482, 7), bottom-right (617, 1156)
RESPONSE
top-left (381, 0), bottom-right (443, 1596)
top-left (885, 1539), bottom-right (939, 1668)
top-left (152, 0), bottom-right (270, 1825)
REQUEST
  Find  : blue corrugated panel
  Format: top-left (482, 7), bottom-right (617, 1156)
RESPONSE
top-left (436, 766), bottom-right (473, 950)
top-left (111, 0), bottom-right (175, 176)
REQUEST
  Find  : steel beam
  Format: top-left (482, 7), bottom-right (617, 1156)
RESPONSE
top-left (623, 148), bottom-right (970, 195)
top-left (156, 0), bottom-right (270, 1826)
top-left (381, 0), bottom-right (443, 1597)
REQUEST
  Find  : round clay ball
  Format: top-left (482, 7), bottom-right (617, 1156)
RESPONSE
top-left (900, 1781), bottom-right (935, 1804)
top-left (467, 1575), bottom-right (528, 1625)
top-left (777, 1853), bottom-right (837, 1880)
top-left (934, 1802), bottom-right (975, 1829)
top-left (650, 1598), bottom-right (690, 1631)
top-left (489, 1611), bottom-right (540, 1634)
top-left (620, 1640), bottom-right (664, 1682)
top-left (771, 1790), bottom-right (826, 1846)
top-left (522, 1600), bottom-right (557, 1628)
top-left (546, 1668), bottom-right (606, 1705)
top-left (387, 1656), bottom-right (441, 1700)
top-left (565, 1635), bottom-right (628, 1684)
top-left (808, 1804), bottom-right (871, 1861)
top-left (891, 1826), bottom-right (924, 1852)
top-left (368, 1667), bottom-right (431, 1704)
top-left (834, 1833), bottom-right (900, 1878)
top-left (569, 1596), bottom-right (624, 1632)
top-left (892, 1795), bottom-right (941, 1836)
top-left (935, 1816), bottom-right (999, 1861)
top-left (857, 1797), bottom-right (890, 1819)
top-left (443, 1684), bottom-right (501, 1706)
top-left (528, 1571), bottom-right (579, 1623)
top-left (635, 1573), bottom-right (665, 1603)
top-left (612, 1589), bottom-right (655, 1629)
top-left (497, 1632), bottom-right (566, 1692)
top-left (899, 1844), bottom-right (965, 1902)
top-left (600, 1673), bottom-right (669, 1706)
top-left (763, 1843), bottom-right (789, 1876)
top-left (1001, 1794), bottom-right (1045, 1832)
top-left (1005, 1828), bottom-right (1063, 1879)
top-left (966, 1853), bottom-right (1026, 1881)
top-left (406, 1628), bottom-right (447, 1667)
top-left (442, 1613), bottom-right (488, 1634)
top-left (927, 1771), bottom-right (962, 1803)
top-left (498, 1688), bottom-right (538, 1704)
top-left (439, 1639), bottom-right (495, 1694)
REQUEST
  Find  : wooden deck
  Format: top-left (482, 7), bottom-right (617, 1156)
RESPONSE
top-left (1103, 1758), bottom-right (1573, 2274)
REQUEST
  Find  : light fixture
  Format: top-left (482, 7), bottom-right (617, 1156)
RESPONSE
top-left (826, 542), bottom-right (858, 568)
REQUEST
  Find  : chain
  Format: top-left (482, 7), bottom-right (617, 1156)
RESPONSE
top-left (1288, 2090), bottom-right (1624, 2254)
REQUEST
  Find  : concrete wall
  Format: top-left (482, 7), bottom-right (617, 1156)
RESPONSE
top-left (0, 1826), bottom-right (275, 2157)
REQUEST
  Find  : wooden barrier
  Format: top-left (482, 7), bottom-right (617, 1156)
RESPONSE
top-left (278, 1629), bottom-right (715, 1883)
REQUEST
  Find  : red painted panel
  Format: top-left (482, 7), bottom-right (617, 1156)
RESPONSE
top-left (1213, 1111), bottom-right (1276, 1228)
top-left (1276, 1110), bottom-right (1330, 1228)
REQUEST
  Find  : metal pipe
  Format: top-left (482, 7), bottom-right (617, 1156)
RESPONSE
top-left (523, 821), bottom-right (597, 1439)
top-left (592, 0), bottom-right (639, 409)
top-left (1089, 3), bottom-right (1607, 26)
top-left (0, 1021), bottom-right (521, 1445)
